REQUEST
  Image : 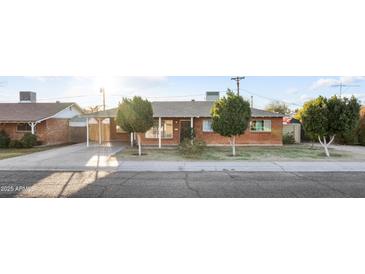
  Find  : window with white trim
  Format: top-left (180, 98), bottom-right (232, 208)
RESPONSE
top-left (250, 120), bottom-right (271, 132)
top-left (202, 119), bottom-right (213, 132)
top-left (16, 123), bottom-right (32, 132)
top-left (145, 120), bottom-right (173, 139)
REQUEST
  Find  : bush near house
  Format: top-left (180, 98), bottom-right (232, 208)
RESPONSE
top-left (283, 133), bottom-right (295, 144)
top-left (8, 140), bottom-right (24, 149)
top-left (0, 130), bottom-right (11, 148)
top-left (178, 139), bottom-right (206, 157)
top-left (20, 133), bottom-right (38, 148)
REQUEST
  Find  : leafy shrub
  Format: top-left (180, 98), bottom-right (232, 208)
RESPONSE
top-left (9, 140), bottom-right (24, 148)
top-left (0, 130), bottom-right (10, 148)
top-left (178, 139), bottom-right (206, 157)
top-left (283, 133), bottom-right (295, 144)
top-left (21, 133), bottom-right (37, 148)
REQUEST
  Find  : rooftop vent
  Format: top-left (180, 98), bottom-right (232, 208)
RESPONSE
top-left (19, 91), bottom-right (37, 103)
top-left (205, 91), bottom-right (220, 101)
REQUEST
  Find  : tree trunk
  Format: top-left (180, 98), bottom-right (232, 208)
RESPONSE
top-left (318, 135), bottom-right (335, 157)
top-left (137, 133), bottom-right (142, 156)
top-left (232, 136), bottom-right (236, 156)
top-left (130, 132), bottom-right (134, 147)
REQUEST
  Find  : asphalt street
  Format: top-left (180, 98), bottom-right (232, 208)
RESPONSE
top-left (1, 170), bottom-right (365, 198)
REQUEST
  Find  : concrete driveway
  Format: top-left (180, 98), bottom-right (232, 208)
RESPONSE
top-left (0, 143), bottom-right (124, 171)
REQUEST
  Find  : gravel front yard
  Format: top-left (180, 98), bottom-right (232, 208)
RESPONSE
top-left (116, 144), bottom-right (361, 161)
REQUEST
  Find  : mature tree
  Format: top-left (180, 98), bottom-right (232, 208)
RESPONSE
top-left (116, 96), bottom-right (154, 156)
top-left (211, 90), bottom-right (251, 156)
top-left (265, 100), bottom-right (291, 115)
top-left (301, 95), bottom-right (360, 157)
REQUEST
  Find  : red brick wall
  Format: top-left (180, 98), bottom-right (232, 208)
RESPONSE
top-left (132, 117), bottom-right (283, 146)
top-left (44, 119), bottom-right (70, 144)
top-left (0, 123), bottom-right (24, 140)
top-left (0, 121), bottom-right (47, 143)
top-left (110, 118), bottom-right (130, 142)
top-left (0, 119), bottom-right (70, 145)
top-left (195, 117), bottom-right (283, 146)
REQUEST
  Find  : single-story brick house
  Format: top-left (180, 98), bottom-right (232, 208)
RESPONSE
top-left (83, 93), bottom-right (283, 146)
top-left (0, 92), bottom-right (83, 145)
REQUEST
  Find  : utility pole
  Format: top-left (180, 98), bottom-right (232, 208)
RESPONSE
top-left (331, 83), bottom-right (360, 98)
top-left (100, 88), bottom-right (106, 111)
top-left (231, 76), bottom-right (245, 96)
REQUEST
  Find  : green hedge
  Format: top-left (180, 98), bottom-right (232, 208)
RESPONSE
top-left (283, 133), bottom-right (295, 144)
top-left (0, 130), bottom-right (10, 148)
top-left (9, 140), bottom-right (24, 148)
top-left (20, 133), bottom-right (37, 148)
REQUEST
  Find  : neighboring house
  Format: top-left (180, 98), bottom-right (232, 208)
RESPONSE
top-left (0, 91), bottom-right (83, 145)
top-left (283, 115), bottom-right (301, 143)
top-left (83, 92), bottom-right (283, 146)
top-left (283, 116), bottom-right (300, 125)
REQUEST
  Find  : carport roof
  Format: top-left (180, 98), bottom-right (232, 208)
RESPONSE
top-left (82, 101), bottom-right (284, 118)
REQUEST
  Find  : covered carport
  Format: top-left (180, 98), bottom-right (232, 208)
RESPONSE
top-left (82, 109), bottom-right (123, 147)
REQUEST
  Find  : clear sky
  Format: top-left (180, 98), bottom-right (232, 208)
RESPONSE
top-left (0, 76), bottom-right (364, 110)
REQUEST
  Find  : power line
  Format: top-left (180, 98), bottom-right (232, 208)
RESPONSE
top-left (110, 93), bottom-right (206, 99)
top-left (238, 88), bottom-right (302, 107)
top-left (37, 94), bottom-right (98, 101)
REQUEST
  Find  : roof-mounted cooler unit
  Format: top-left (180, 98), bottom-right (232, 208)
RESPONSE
top-left (205, 91), bottom-right (220, 101)
top-left (19, 91), bottom-right (37, 103)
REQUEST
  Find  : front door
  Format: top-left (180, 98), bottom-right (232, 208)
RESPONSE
top-left (180, 120), bottom-right (191, 142)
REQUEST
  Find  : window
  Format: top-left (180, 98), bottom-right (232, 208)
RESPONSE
top-left (145, 120), bottom-right (173, 139)
top-left (202, 119), bottom-right (213, 132)
top-left (250, 120), bottom-right (271, 132)
top-left (16, 123), bottom-right (32, 132)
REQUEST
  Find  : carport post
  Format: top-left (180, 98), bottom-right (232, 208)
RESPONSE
top-left (158, 117), bottom-right (162, 149)
top-left (86, 117), bottom-right (89, 147)
top-left (98, 118), bottom-right (102, 145)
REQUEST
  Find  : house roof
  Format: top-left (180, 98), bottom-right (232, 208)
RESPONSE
top-left (0, 103), bottom-right (75, 122)
top-left (83, 101), bottom-right (283, 118)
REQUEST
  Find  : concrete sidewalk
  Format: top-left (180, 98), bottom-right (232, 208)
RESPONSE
top-left (117, 160), bottom-right (365, 172)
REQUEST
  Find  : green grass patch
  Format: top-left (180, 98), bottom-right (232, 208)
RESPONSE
top-left (117, 144), bottom-right (353, 161)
